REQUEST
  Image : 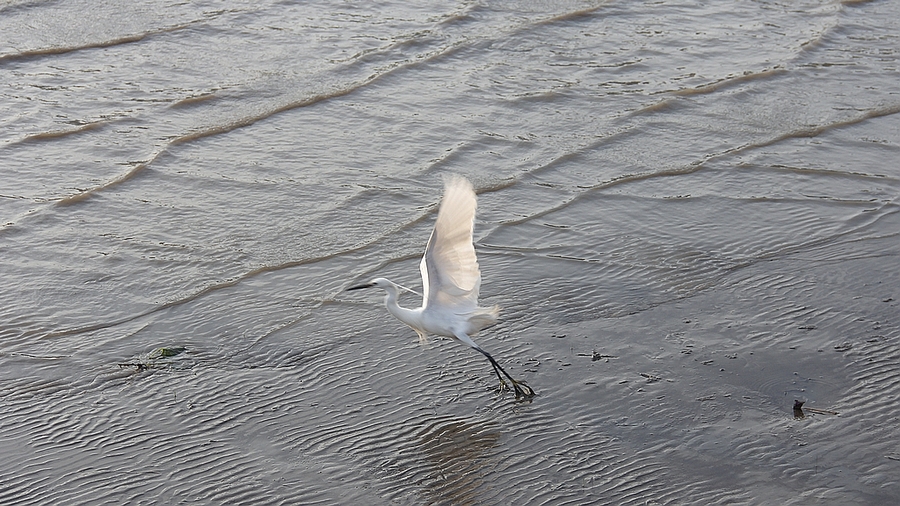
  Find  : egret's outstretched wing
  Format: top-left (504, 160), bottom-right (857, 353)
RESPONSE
top-left (420, 176), bottom-right (481, 311)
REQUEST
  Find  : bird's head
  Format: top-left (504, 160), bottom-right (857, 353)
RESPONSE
top-left (347, 277), bottom-right (392, 291)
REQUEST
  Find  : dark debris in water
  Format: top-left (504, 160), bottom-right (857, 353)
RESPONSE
top-left (640, 372), bottom-right (662, 383)
top-left (117, 362), bottom-right (149, 372)
top-left (793, 399), bottom-right (839, 419)
top-left (577, 350), bottom-right (617, 361)
top-left (793, 400), bottom-right (805, 419)
top-left (118, 346), bottom-right (191, 372)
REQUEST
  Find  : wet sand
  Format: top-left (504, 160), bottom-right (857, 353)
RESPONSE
top-left (3, 173), bottom-right (898, 504)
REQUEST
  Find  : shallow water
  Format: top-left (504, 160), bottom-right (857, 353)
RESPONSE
top-left (2, 0), bottom-right (899, 504)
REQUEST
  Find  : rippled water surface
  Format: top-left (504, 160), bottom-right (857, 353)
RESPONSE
top-left (2, 0), bottom-right (899, 504)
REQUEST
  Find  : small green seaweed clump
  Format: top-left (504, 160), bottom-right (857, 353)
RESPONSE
top-left (119, 346), bottom-right (189, 372)
top-left (147, 346), bottom-right (187, 359)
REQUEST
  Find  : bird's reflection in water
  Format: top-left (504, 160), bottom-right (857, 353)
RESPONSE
top-left (416, 417), bottom-right (502, 506)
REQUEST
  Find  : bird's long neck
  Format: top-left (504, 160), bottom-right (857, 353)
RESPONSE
top-left (383, 282), bottom-right (423, 330)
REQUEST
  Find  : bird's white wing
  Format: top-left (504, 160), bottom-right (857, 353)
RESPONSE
top-left (420, 176), bottom-right (482, 312)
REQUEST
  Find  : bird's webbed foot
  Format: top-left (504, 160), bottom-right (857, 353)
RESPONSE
top-left (486, 355), bottom-right (535, 401)
top-left (494, 376), bottom-right (510, 395)
top-left (510, 379), bottom-right (535, 401)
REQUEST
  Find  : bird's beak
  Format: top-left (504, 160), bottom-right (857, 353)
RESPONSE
top-left (346, 283), bottom-right (373, 291)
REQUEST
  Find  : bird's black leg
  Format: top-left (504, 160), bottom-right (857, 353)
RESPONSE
top-left (473, 347), bottom-right (535, 401)
top-left (487, 358), bottom-right (509, 392)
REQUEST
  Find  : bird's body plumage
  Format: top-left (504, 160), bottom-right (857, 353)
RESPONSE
top-left (349, 176), bottom-right (534, 400)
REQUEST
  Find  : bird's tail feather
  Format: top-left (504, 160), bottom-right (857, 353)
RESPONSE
top-left (468, 305), bottom-right (500, 334)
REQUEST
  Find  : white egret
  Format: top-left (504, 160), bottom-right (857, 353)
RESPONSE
top-left (348, 176), bottom-right (535, 400)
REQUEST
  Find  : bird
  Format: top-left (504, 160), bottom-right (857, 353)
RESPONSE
top-left (348, 176), bottom-right (535, 400)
